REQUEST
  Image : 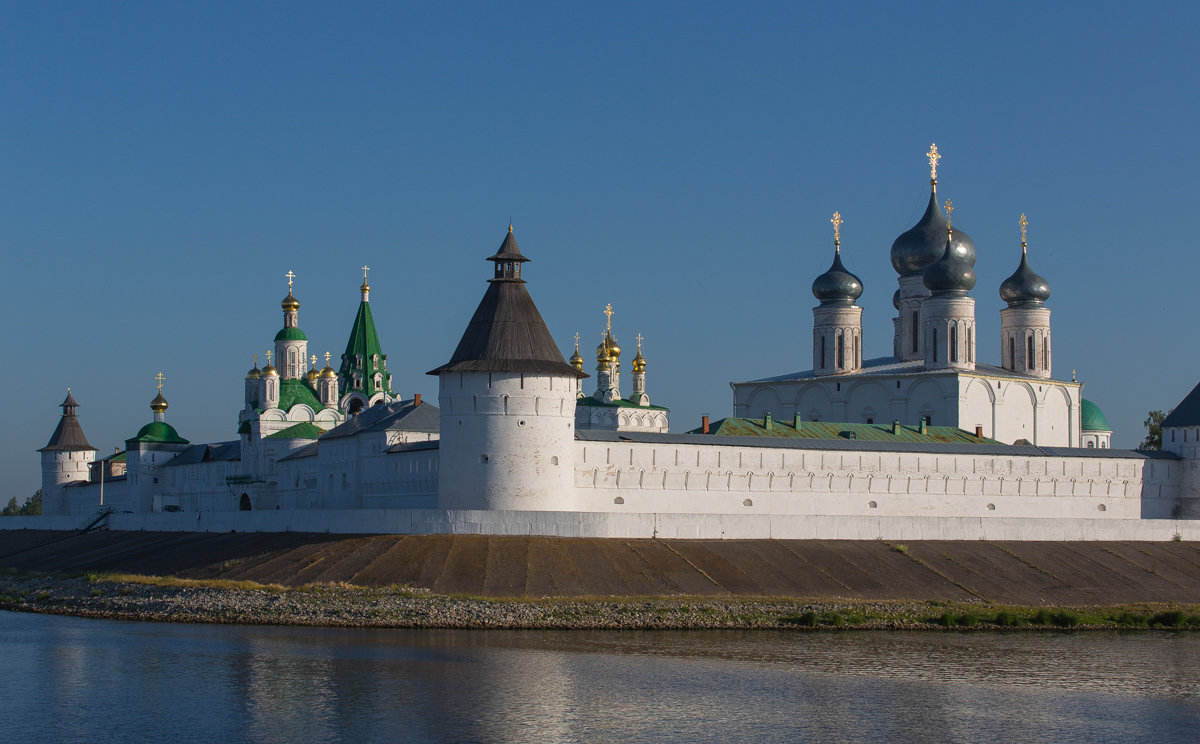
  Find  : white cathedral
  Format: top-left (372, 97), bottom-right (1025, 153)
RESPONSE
top-left (32, 147), bottom-right (1200, 539)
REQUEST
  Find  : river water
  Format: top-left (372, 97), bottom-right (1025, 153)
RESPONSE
top-left (4, 610), bottom-right (1199, 743)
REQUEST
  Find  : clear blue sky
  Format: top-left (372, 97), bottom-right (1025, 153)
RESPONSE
top-left (3, 1), bottom-right (1197, 499)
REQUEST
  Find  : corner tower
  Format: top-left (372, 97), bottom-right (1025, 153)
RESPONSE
top-left (38, 390), bottom-right (97, 515)
top-left (338, 267), bottom-right (393, 414)
top-left (428, 225), bottom-right (587, 511)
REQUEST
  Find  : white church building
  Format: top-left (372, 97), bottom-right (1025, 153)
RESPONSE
top-left (28, 148), bottom-right (1200, 540)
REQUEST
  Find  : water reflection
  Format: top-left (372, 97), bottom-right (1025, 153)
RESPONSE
top-left (4, 611), bottom-right (1200, 744)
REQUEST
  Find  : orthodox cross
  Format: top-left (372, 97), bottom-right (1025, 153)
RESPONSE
top-left (927, 143), bottom-right (941, 182)
top-left (831, 211), bottom-right (843, 250)
top-left (361, 265), bottom-right (370, 282)
top-left (1019, 213), bottom-right (1029, 253)
top-left (310, 354), bottom-right (318, 370)
top-left (603, 303), bottom-right (614, 333)
top-left (573, 332), bottom-right (580, 351)
top-left (324, 351), bottom-right (332, 367)
top-left (944, 199), bottom-right (954, 235)
top-left (636, 333), bottom-right (644, 352)
top-left (154, 371), bottom-right (166, 391)
top-left (265, 350), bottom-right (272, 367)
top-left (285, 270), bottom-right (296, 290)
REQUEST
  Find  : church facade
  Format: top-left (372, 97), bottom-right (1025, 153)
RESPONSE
top-left (32, 148), bottom-right (1200, 536)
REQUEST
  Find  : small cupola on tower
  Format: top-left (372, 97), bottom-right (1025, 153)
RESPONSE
top-left (999, 214), bottom-right (1053, 378)
top-left (338, 266), bottom-right (393, 414)
top-left (568, 333), bottom-right (585, 397)
top-left (629, 333), bottom-right (650, 406)
top-left (592, 304), bottom-right (622, 402)
top-left (244, 355), bottom-right (261, 407)
top-left (812, 212), bottom-right (864, 376)
top-left (318, 351), bottom-right (340, 408)
top-left (259, 350), bottom-right (280, 409)
top-left (274, 270), bottom-right (309, 380)
top-left (132, 373), bottom-right (188, 445)
top-left (921, 200), bottom-right (977, 371)
top-left (891, 144), bottom-right (976, 362)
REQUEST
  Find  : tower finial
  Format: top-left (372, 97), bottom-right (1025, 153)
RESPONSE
top-left (265, 350), bottom-right (272, 367)
top-left (636, 333), bottom-right (644, 352)
top-left (604, 303), bottom-right (614, 333)
top-left (285, 270), bottom-right (296, 291)
top-left (154, 371), bottom-right (166, 392)
top-left (831, 211), bottom-right (843, 253)
top-left (253, 353), bottom-right (258, 367)
top-left (573, 332), bottom-right (580, 351)
top-left (324, 351), bottom-right (332, 366)
top-left (361, 265), bottom-right (370, 282)
top-left (1019, 213), bottom-right (1029, 254)
top-left (508, 218), bottom-right (513, 233)
top-left (927, 143), bottom-right (940, 185)
top-left (310, 354), bottom-right (318, 370)
top-left (944, 199), bottom-right (954, 236)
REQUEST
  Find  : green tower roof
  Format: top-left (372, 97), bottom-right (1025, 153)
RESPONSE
top-left (1081, 399), bottom-right (1111, 432)
top-left (339, 295), bottom-right (391, 398)
top-left (274, 327), bottom-right (308, 342)
top-left (131, 421), bottom-right (189, 444)
top-left (265, 422), bottom-right (326, 440)
top-left (275, 379), bottom-right (326, 411)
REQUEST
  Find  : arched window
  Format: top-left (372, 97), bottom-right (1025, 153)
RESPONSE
top-left (1043, 338), bottom-right (1049, 370)
top-left (820, 335), bottom-right (826, 369)
top-left (836, 333), bottom-right (844, 368)
top-left (967, 327), bottom-right (973, 362)
top-left (931, 327), bottom-right (938, 362)
top-left (1009, 337), bottom-right (1015, 370)
top-left (1027, 335), bottom-right (1035, 370)
top-left (911, 311), bottom-right (919, 353)
top-left (950, 325), bottom-right (958, 363)
top-left (239, 493), bottom-right (252, 511)
top-left (854, 334), bottom-right (860, 367)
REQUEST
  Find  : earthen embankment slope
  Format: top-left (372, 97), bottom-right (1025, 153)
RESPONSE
top-left (2, 531), bottom-right (1199, 603)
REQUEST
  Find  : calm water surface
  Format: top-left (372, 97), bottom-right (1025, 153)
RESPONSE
top-left (4, 610), bottom-right (1199, 743)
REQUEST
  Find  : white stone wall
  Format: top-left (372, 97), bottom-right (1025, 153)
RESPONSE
top-left (575, 404), bottom-right (669, 433)
top-left (41, 450), bottom-right (94, 516)
top-left (438, 370), bottom-right (578, 511)
top-left (572, 439), bottom-right (1174, 520)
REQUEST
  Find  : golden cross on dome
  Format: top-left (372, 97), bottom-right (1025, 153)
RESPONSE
top-left (253, 353), bottom-right (258, 367)
top-left (603, 303), bottom-right (614, 332)
top-left (361, 265), bottom-right (370, 282)
top-left (573, 332), bottom-right (580, 350)
top-left (636, 333), bottom-right (644, 351)
top-left (927, 143), bottom-right (941, 182)
top-left (1019, 213), bottom-right (1029, 253)
top-left (285, 270), bottom-right (296, 290)
top-left (831, 211), bottom-right (843, 248)
top-left (310, 354), bottom-right (318, 369)
top-left (265, 350), bottom-right (272, 366)
top-left (324, 351), bottom-right (332, 367)
top-left (154, 372), bottom-right (166, 391)
top-left (944, 199), bottom-right (954, 231)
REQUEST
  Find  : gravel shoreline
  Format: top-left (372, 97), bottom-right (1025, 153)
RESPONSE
top-left (2, 572), bottom-right (1198, 631)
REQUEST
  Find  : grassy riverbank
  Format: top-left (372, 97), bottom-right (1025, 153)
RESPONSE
top-left (3, 569), bottom-right (1199, 630)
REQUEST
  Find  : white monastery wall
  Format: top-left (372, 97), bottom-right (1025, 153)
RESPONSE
top-left (572, 440), bottom-right (1179, 520)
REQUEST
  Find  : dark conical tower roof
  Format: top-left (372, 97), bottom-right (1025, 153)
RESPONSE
top-left (428, 227), bottom-right (586, 378)
top-left (811, 248), bottom-right (863, 306)
top-left (39, 391), bottom-right (97, 452)
top-left (1000, 245), bottom-right (1051, 307)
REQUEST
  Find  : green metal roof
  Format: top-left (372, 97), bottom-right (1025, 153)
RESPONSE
top-left (131, 421), bottom-right (189, 444)
top-left (687, 416), bottom-right (998, 444)
top-left (236, 420), bottom-right (250, 435)
top-left (265, 422), bottom-right (326, 440)
top-left (1081, 399), bottom-right (1111, 432)
top-left (276, 379), bottom-right (326, 412)
top-left (339, 298), bottom-right (391, 398)
top-left (274, 327), bottom-right (309, 342)
top-left (576, 396), bottom-right (669, 411)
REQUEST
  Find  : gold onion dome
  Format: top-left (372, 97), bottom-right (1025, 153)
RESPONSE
top-left (596, 338), bottom-right (611, 364)
top-left (604, 333), bottom-right (620, 360)
top-left (245, 365), bottom-right (261, 380)
top-left (261, 364), bottom-right (279, 377)
top-left (632, 349), bottom-right (646, 373)
top-left (281, 291), bottom-right (300, 311)
top-left (307, 368), bottom-right (320, 382)
top-left (569, 348), bottom-right (584, 369)
top-left (150, 392), bottom-right (169, 413)
top-left (320, 364), bottom-right (337, 379)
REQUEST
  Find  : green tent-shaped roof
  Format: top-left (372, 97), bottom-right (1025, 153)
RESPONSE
top-left (1081, 399), bottom-right (1111, 432)
top-left (339, 291), bottom-right (392, 399)
top-left (276, 379), bottom-right (325, 412)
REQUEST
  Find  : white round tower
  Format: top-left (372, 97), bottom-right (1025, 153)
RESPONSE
top-left (429, 225), bottom-right (586, 512)
top-left (999, 214), bottom-right (1052, 378)
top-left (811, 212), bottom-right (863, 376)
top-left (38, 390), bottom-right (97, 515)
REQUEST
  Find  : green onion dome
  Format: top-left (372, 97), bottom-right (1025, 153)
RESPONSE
top-left (1081, 399), bottom-right (1111, 432)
